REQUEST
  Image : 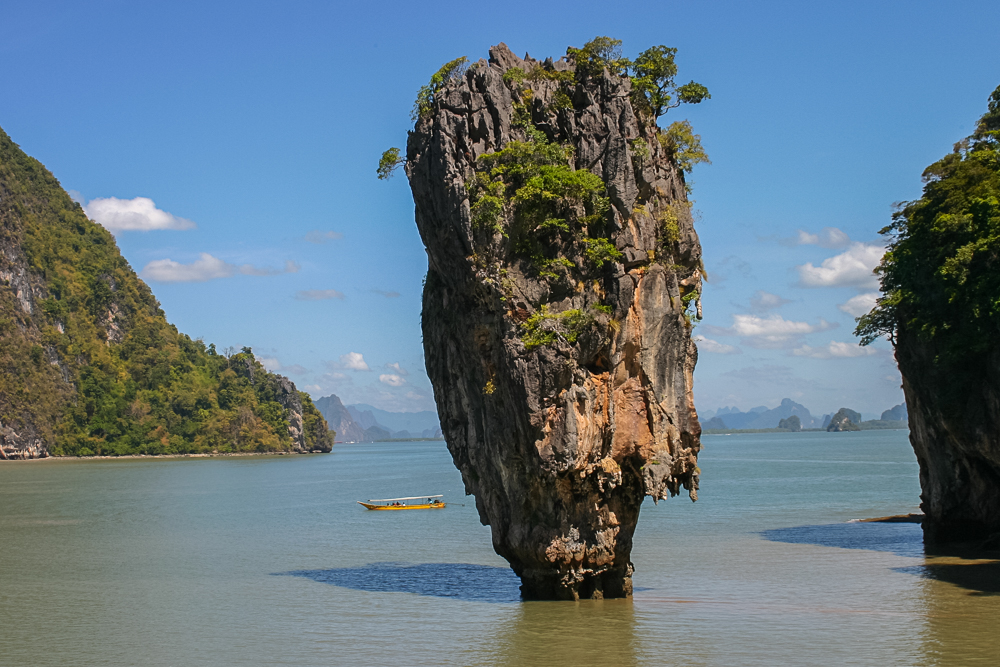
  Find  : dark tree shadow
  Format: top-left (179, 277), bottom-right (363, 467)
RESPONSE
top-left (761, 521), bottom-right (1000, 594)
top-left (275, 562), bottom-right (522, 603)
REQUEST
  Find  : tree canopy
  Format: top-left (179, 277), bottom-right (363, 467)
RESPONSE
top-left (857, 84), bottom-right (1000, 361)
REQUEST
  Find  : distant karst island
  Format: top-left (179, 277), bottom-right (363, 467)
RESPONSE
top-left (699, 398), bottom-right (908, 434)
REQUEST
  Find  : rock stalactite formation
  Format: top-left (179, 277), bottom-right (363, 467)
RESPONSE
top-left (406, 43), bottom-right (703, 599)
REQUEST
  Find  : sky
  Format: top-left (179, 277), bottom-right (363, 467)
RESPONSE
top-left (2, 0), bottom-right (998, 416)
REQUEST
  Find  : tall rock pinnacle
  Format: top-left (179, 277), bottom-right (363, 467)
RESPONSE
top-left (405, 43), bottom-right (704, 599)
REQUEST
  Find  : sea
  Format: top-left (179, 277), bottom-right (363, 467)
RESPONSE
top-left (2, 430), bottom-right (998, 666)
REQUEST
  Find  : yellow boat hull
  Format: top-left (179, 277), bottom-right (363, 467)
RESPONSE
top-left (358, 502), bottom-right (446, 510)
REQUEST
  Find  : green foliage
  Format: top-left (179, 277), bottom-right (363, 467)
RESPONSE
top-left (630, 45), bottom-right (710, 119)
top-left (660, 120), bottom-right (710, 173)
top-left (519, 305), bottom-right (595, 350)
top-left (567, 37), bottom-right (630, 79)
top-left (0, 126), bottom-right (333, 456)
top-left (502, 67), bottom-right (526, 85)
top-left (469, 131), bottom-right (614, 272)
top-left (377, 147), bottom-right (404, 180)
top-left (583, 237), bottom-right (622, 268)
top-left (413, 56), bottom-right (469, 121)
top-left (856, 84), bottom-right (1000, 361)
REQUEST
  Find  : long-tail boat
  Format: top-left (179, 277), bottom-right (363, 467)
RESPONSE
top-left (357, 495), bottom-right (446, 510)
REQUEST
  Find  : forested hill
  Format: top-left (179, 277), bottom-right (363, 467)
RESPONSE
top-left (0, 126), bottom-right (332, 458)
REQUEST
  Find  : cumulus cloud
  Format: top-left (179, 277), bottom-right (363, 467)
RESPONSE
top-left (790, 227), bottom-right (852, 249)
top-left (797, 242), bottom-right (884, 289)
top-left (705, 313), bottom-right (837, 348)
top-left (85, 196), bottom-right (196, 233)
top-left (338, 352), bottom-right (370, 371)
top-left (694, 336), bottom-right (742, 355)
top-left (296, 289), bottom-right (345, 301)
top-left (379, 374), bottom-right (407, 387)
top-left (384, 362), bottom-right (409, 375)
top-left (304, 230), bottom-right (344, 244)
top-left (304, 384), bottom-right (323, 393)
top-left (749, 290), bottom-right (792, 312)
top-left (792, 341), bottom-right (880, 359)
top-left (838, 292), bottom-right (880, 318)
top-left (141, 254), bottom-right (299, 283)
top-left (142, 253), bottom-right (233, 282)
top-left (374, 289), bottom-right (401, 298)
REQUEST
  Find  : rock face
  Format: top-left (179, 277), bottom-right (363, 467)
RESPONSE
top-left (406, 44), bottom-right (702, 599)
top-left (896, 335), bottom-right (1000, 543)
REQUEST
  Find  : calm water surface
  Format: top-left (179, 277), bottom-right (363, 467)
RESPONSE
top-left (2, 431), bottom-right (999, 665)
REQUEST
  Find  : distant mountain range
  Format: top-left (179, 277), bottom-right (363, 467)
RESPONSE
top-left (700, 399), bottom-right (908, 431)
top-left (314, 394), bottom-right (443, 442)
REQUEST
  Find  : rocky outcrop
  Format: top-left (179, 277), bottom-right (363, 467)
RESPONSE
top-left (881, 403), bottom-right (907, 422)
top-left (896, 334), bottom-right (1000, 543)
top-left (406, 43), bottom-right (702, 599)
top-left (826, 408), bottom-right (861, 432)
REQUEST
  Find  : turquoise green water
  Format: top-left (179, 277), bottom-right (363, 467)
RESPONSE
top-left (2, 431), bottom-right (999, 665)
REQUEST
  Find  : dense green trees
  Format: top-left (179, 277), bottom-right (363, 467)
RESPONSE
top-left (0, 127), bottom-right (332, 456)
top-left (857, 84), bottom-right (1000, 361)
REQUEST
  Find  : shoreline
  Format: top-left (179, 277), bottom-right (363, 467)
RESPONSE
top-left (0, 450), bottom-right (329, 463)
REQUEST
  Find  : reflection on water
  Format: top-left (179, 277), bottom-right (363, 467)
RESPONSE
top-left (484, 599), bottom-right (639, 667)
top-left (279, 562), bottom-right (521, 603)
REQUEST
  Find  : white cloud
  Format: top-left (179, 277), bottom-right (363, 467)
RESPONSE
top-left (304, 230), bottom-right (343, 244)
top-left (257, 356), bottom-right (281, 372)
top-left (793, 227), bottom-right (852, 249)
top-left (141, 253), bottom-right (299, 283)
top-left (142, 253), bottom-right (233, 282)
top-left (304, 384), bottom-right (322, 393)
top-left (694, 336), bottom-right (741, 355)
top-left (792, 341), bottom-right (879, 359)
top-left (296, 289), bottom-right (345, 301)
top-left (379, 374), bottom-right (407, 387)
top-left (750, 290), bottom-right (791, 312)
top-left (384, 362), bottom-right (409, 375)
top-left (797, 242), bottom-right (884, 289)
top-left (85, 196), bottom-right (196, 233)
top-left (838, 292), bottom-right (880, 318)
top-left (705, 314), bottom-right (837, 349)
top-left (339, 352), bottom-right (370, 371)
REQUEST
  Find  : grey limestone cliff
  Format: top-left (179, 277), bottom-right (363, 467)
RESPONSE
top-left (405, 43), bottom-right (703, 599)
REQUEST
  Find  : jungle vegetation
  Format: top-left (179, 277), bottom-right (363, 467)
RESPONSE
top-left (0, 127), bottom-right (332, 456)
top-left (857, 84), bottom-right (1000, 361)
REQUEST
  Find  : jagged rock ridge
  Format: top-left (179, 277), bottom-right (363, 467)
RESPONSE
top-left (406, 43), bottom-right (703, 599)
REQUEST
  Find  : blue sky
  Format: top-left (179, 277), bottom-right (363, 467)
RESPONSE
top-left (3, 0), bottom-right (998, 416)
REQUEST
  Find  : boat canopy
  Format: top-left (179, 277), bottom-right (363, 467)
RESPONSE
top-left (366, 495), bottom-right (443, 502)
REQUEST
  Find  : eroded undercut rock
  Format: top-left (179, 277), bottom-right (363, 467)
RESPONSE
top-left (406, 43), bottom-right (703, 599)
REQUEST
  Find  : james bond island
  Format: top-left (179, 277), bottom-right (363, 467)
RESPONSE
top-left (859, 84), bottom-right (1000, 546)
top-left (383, 38), bottom-right (709, 599)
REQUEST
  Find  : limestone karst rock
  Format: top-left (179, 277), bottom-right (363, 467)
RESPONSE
top-left (405, 43), bottom-right (703, 599)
